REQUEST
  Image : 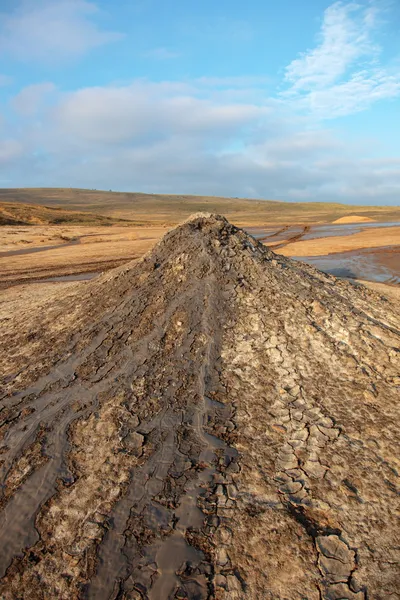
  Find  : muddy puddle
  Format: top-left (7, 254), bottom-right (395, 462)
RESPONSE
top-left (293, 245), bottom-right (400, 285)
top-left (148, 397), bottom-right (236, 600)
top-left (86, 389), bottom-right (238, 600)
top-left (245, 226), bottom-right (281, 240)
top-left (246, 225), bottom-right (305, 243)
top-left (303, 221), bottom-right (400, 241)
top-left (245, 222), bottom-right (400, 285)
top-left (246, 221), bottom-right (400, 243)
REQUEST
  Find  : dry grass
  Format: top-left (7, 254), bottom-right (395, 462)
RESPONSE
top-left (0, 201), bottom-right (131, 226)
top-left (1, 188), bottom-right (399, 225)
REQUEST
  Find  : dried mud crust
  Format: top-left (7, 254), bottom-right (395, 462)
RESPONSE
top-left (0, 214), bottom-right (399, 600)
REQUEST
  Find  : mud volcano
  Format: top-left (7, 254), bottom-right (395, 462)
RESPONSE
top-left (0, 214), bottom-right (399, 599)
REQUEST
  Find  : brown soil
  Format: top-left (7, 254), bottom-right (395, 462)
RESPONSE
top-left (0, 215), bottom-right (399, 599)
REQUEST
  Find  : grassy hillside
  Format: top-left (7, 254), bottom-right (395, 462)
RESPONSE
top-left (0, 201), bottom-right (132, 226)
top-left (1, 188), bottom-right (399, 225)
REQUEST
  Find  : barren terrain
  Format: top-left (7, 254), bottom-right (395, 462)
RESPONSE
top-left (1, 217), bottom-right (399, 290)
top-left (2, 188), bottom-right (400, 224)
top-left (0, 201), bottom-right (130, 226)
top-left (1, 189), bottom-right (399, 291)
top-left (0, 215), bottom-right (399, 599)
top-left (0, 225), bottom-right (167, 288)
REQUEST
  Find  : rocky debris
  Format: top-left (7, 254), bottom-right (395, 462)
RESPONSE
top-left (0, 213), bottom-right (399, 599)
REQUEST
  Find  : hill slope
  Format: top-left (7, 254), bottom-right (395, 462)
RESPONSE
top-left (0, 215), bottom-right (399, 599)
top-left (0, 201), bottom-right (130, 226)
top-left (1, 187), bottom-right (400, 224)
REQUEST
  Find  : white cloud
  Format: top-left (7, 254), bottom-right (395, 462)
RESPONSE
top-left (11, 82), bottom-right (56, 116)
top-left (306, 69), bottom-right (400, 117)
top-left (0, 0), bottom-right (123, 62)
top-left (283, 1), bottom-right (400, 118)
top-left (285, 1), bottom-right (377, 90)
top-left (50, 82), bottom-right (268, 145)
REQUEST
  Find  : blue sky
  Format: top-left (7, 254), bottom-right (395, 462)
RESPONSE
top-left (0, 0), bottom-right (399, 204)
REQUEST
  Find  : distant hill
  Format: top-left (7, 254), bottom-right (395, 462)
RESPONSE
top-left (0, 201), bottom-right (131, 226)
top-left (1, 187), bottom-right (399, 225)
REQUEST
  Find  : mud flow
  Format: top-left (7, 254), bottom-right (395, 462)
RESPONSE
top-left (0, 214), bottom-right (399, 599)
top-left (247, 223), bottom-right (400, 285)
top-left (294, 244), bottom-right (400, 285)
top-left (36, 272), bottom-right (100, 283)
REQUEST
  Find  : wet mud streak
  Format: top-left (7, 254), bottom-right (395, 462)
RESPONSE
top-left (258, 225), bottom-right (290, 241)
top-left (272, 225), bottom-right (311, 249)
top-left (148, 275), bottom-right (223, 599)
top-left (115, 249), bottom-right (238, 599)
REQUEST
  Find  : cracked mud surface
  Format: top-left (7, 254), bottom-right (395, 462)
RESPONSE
top-left (0, 214), bottom-right (399, 599)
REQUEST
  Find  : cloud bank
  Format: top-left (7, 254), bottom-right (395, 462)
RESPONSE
top-left (1, 76), bottom-right (398, 204)
top-left (0, 0), bottom-right (399, 204)
top-left (0, 0), bottom-right (123, 62)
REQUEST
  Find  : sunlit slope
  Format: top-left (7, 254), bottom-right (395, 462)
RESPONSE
top-left (0, 200), bottom-right (130, 226)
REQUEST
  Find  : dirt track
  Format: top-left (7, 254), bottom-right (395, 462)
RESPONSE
top-left (0, 215), bottom-right (399, 599)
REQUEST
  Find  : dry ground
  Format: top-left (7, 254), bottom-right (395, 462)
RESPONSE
top-left (332, 215), bottom-right (375, 224)
top-left (1, 221), bottom-right (400, 292)
top-left (0, 225), bottom-right (167, 287)
top-left (356, 280), bottom-right (400, 302)
top-left (1, 191), bottom-right (399, 295)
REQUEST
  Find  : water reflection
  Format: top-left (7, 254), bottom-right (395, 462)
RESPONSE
top-left (292, 246), bottom-right (400, 285)
top-left (245, 223), bottom-right (400, 286)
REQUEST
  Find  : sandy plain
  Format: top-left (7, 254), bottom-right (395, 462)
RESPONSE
top-left (0, 225), bottom-right (167, 288)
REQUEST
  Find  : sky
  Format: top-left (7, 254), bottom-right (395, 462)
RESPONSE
top-left (0, 0), bottom-right (399, 205)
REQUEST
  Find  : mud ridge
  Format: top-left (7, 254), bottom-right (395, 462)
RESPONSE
top-left (0, 213), bottom-right (399, 599)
